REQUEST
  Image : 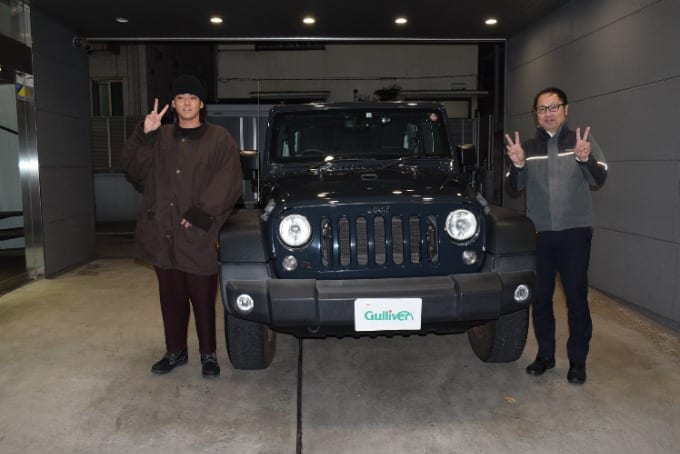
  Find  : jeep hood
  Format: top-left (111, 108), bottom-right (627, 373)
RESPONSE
top-left (268, 166), bottom-right (469, 206)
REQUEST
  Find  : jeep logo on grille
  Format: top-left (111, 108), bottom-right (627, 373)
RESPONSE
top-left (368, 205), bottom-right (390, 215)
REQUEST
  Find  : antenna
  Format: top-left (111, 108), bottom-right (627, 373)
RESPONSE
top-left (256, 80), bottom-right (261, 203)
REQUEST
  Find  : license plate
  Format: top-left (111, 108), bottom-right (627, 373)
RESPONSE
top-left (354, 298), bottom-right (422, 331)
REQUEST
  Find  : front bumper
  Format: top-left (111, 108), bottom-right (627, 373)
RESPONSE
top-left (220, 264), bottom-right (535, 337)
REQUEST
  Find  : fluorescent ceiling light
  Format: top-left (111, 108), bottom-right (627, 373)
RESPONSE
top-left (485, 18), bottom-right (498, 25)
top-left (395, 17), bottom-right (408, 25)
top-left (303, 16), bottom-right (316, 25)
top-left (210, 16), bottom-right (224, 24)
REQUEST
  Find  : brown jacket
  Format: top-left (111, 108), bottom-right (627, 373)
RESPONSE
top-left (122, 121), bottom-right (243, 275)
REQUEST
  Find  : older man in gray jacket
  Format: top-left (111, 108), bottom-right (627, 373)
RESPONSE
top-left (505, 86), bottom-right (607, 385)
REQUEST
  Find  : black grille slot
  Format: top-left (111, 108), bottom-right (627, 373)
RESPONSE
top-left (391, 216), bottom-right (404, 265)
top-left (320, 217), bottom-right (332, 266)
top-left (426, 215), bottom-right (439, 263)
top-left (409, 216), bottom-right (421, 264)
top-left (374, 216), bottom-right (386, 265)
top-left (338, 217), bottom-right (351, 266)
top-left (356, 217), bottom-right (368, 265)
top-left (319, 213), bottom-right (437, 270)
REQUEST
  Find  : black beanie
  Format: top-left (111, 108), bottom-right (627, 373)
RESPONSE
top-left (171, 74), bottom-right (207, 102)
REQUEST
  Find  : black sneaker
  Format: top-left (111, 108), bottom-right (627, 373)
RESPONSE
top-left (567, 362), bottom-right (587, 384)
top-left (201, 353), bottom-right (220, 378)
top-left (151, 349), bottom-right (188, 374)
top-left (526, 355), bottom-right (556, 376)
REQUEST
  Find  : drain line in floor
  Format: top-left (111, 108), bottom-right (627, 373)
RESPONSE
top-left (296, 338), bottom-right (304, 454)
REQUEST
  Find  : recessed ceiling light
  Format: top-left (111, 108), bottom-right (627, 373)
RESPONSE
top-left (303, 16), bottom-right (316, 25)
top-left (210, 16), bottom-right (224, 25)
top-left (395, 17), bottom-right (408, 25)
top-left (115, 17), bottom-right (128, 23)
top-left (485, 18), bottom-right (498, 26)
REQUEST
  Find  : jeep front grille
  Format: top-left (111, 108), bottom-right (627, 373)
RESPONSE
top-left (320, 214), bottom-right (439, 269)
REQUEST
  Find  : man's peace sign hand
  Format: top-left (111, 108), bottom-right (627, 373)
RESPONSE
top-left (504, 131), bottom-right (526, 167)
top-left (574, 126), bottom-right (591, 162)
top-left (143, 98), bottom-right (169, 134)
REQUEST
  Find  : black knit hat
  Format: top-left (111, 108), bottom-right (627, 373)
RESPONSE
top-left (171, 74), bottom-right (207, 102)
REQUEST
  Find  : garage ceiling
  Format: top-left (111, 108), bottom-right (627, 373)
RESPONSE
top-left (29, 0), bottom-right (570, 42)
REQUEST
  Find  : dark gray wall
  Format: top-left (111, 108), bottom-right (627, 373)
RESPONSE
top-left (32, 9), bottom-right (95, 276)
top-left (505, 0), bottom-right (680, 328)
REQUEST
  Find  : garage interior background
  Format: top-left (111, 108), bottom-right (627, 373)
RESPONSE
top-left (0, 0), bottom-right (678, 332)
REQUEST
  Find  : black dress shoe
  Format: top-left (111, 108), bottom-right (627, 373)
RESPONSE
top-left (151, 349), bottom-right (188, 374)
top-left (567, 362), bottom-right (587, 384)
top-left (201, 353), bottom-right (220, 378)
top-left (526, 356), bottom-right (556, 376)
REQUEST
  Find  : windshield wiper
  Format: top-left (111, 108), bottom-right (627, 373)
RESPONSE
top-left (308, 157), bottom-right (378, 172)
top-left (377, 155), bottom-right (419, 170)
top-left (378, 155), bottom-right (451, 170)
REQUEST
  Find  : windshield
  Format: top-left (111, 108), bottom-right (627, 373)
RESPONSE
top-left (270, 108), bottom-right (451, 163)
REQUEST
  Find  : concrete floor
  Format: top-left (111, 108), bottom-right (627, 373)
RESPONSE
top-left (1, 258), bottom-right (679, 454)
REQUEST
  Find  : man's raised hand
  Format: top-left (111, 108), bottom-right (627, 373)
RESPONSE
top-left (574, 126), bottom-right (592, 162)
top-left (505, 131), bottom-right (526, 167)
top-left (143, 98), bottom-right (169, 134)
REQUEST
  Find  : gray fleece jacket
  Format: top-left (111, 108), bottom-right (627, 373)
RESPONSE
top-left (507, 125), bottom-right (607, 232)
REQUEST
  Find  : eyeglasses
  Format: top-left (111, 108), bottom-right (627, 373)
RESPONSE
top-left (535, 104), bottom-right (565, 114)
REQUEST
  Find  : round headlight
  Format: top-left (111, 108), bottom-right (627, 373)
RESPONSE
top-left (445, 209), bottom-right (478, 242)
top-left (278, 214), bottom-right (312, 248)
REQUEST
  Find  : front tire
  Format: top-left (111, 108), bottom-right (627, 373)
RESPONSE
top-left (467, 307), bottom-right (529, 363)
top-left (225, 313), bottom-right (276, 370)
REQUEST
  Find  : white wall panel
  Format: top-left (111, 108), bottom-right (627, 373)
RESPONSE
top-left (42, 216), bottom-right (96, 276)
top-left (570, 0), bottom-right (658, 39)
top-left (567, 0), bottom-right (680, 100)
top-left (32, 9), bottom-right (95, 277)
top-left (40, 168), bottom-right (94, 224)
top-left (567, 78), bottom-right (680, 162)
top-left (36, 111), bottom-right (92, 167)
top-left (33, 57), bottom-right (90, 118)
top-left (590, 228), bottom-right (677, 322)
top-left (507, 4), bottom-right (572, 68)
top-left (593, 162), bottom-right (679, 242)
top-left (506, 45), bottom-right (572, 117)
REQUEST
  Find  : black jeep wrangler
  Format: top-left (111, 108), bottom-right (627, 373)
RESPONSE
top-left (218, 102), bottom-right (536, 370)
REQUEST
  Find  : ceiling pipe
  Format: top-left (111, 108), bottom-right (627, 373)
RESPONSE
top-left (79, 36), bottom-right (507, 44)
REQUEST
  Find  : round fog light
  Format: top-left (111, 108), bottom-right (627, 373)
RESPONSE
top-left (235, 294), bottom-right (255, 313)
top-left (462, 250), bottom-right (478, 265)
top-left (282, 255), bottom-right (298, 271)
top-left (514, 284), bottom-right (530, 303)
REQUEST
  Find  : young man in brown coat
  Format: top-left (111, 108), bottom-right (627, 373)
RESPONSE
top-left (123, 74), bottom-right (243, 378)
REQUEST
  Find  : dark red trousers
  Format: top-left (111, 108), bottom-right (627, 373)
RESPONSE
top-left (154, 267), bottom-right (218, 355)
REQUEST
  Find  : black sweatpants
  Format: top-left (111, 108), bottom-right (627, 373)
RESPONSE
top-left (533, 227), bottom-right (593, 364)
